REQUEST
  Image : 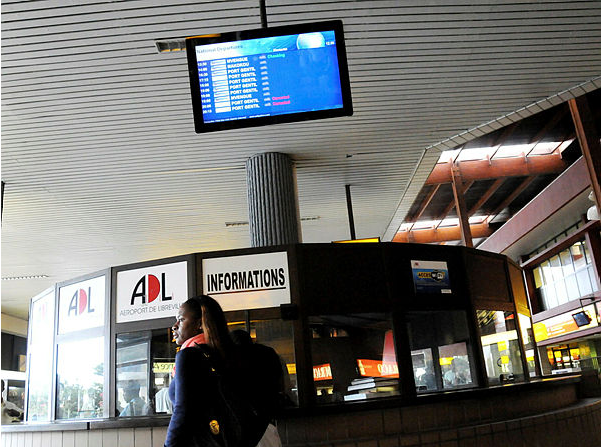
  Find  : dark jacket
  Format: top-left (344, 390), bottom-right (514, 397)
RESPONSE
top-left (164, 343), bottom-right (277, 447)
top-left (165, 347), bottom-right (215, 447)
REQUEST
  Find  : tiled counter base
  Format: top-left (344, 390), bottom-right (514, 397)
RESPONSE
top-left (3, 377), bottom-right (598, 447)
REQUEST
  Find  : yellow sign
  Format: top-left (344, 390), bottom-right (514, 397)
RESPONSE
top-left (500, 355), bottom-right (510, 364)
top-left (333, 238), bottom-right (380, 243)
top-left (439, 357), bottom-right (453, 366)
top-left (533, 322), bottom-right (549, 342)
top-left (497, 340), bottom-right (508, 351)
top-left (533, 304), bottom-right (598, 342)
top-left (286, 363), bottom-right (297, 375)
top-left (152, 362), bottom-right (175, 374)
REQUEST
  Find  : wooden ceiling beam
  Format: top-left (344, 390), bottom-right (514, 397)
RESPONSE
top-left (435, 180), bottom-right (473, 223)
top-left (487, 175), bottom-right (537, 222)
top-left (528, 106), bottom-right (568, 145)
top-left (489, 122), bottom-right (519, 159)
top-left (393, 223), bottom-right (493, 244)
top-left (407, 184), bottom-right (440, 223)
top-left (467, 178), bottom-right (505, 217)
top-left (425, 152), bottom-right (566, 185)
top-left (452, 166), bottom-right (473, 247)
top-left (569, 95), bottom-right (601, 215)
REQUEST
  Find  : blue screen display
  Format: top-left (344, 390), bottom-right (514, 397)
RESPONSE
top-left (194, 31), bottom-right (344, 124)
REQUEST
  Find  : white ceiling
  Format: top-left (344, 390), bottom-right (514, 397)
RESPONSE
top-left (2, 0), bottom-right (601, 320)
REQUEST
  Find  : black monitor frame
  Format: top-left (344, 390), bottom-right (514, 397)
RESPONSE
top-left (186, 20), bottom-right (353, 133)
top-left (572, 310), bottom-right (592, 328)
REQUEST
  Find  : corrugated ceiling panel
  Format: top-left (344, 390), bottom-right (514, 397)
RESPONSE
top-left (2, 0), bottom-right (601, 317)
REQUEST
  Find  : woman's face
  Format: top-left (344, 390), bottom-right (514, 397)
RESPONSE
top-left (172, 304), bottom-right (202, 345)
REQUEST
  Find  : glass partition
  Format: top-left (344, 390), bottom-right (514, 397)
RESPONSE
top-left (477, 310), bottom-right (525, 384)
top-left (115, 331), bottom-right (162, 417)
top-left (56, 337), bottom-right (104, 419)
top-left (309, 313), bottom-right (399, 403)
top-left (406, 311), bottom-right (477, 392)
top-left (26, 290), bottom-right (55, 421)
top-left (249, 319), bottom-right (298, 406)
top-left (517, 313), bottom-right (537, 377)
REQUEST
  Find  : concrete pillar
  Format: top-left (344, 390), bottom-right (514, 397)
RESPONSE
top-left (246, 152), bottom-right (301, 247)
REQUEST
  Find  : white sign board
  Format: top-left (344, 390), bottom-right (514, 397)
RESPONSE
top-left (116, 261), bottom-right (188, 323)
top-left (58, 275), bottom-right (106, 334)
top-left (202, 251), bottom-right (290, 311)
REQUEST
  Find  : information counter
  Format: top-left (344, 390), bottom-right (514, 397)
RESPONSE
top-left (7, 243), bottom-right (598, 446)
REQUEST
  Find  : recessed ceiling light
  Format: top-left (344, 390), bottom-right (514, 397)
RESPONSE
top-left (2, 275), bottom-right (49, 281)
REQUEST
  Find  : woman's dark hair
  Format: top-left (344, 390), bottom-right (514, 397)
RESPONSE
top-left (184, 295), bottom-right (234, 360)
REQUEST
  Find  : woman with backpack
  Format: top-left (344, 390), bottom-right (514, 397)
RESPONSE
top-left (164, 295), bottom-right (270, 447)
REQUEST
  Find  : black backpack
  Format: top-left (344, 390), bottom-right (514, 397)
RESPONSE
top-left (194, 345), bottom-right (269, 447)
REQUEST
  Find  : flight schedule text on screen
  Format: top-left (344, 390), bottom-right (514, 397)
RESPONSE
top-left (194, 31), bottom-right (344, 123)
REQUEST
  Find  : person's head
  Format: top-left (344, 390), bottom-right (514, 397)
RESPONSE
top-left (230, 329), bottom-right (253, 346)
top-left (123, 382), bottom-right (140, 402)
top-left (172, 297), bottom-right (204, 345)
top-left (174, 296), bottom-right (233, 357)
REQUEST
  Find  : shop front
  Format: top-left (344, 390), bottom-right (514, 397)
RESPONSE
top-left (532, 300), bottom-right (601, 376)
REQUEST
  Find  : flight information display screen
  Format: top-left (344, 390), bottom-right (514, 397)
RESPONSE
top-left (186, 21), bottom-right (353, 133)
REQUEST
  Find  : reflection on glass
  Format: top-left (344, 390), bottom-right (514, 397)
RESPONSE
top-left (440, 342), bottom-right (473, 389)
top-left (535, 240), bottom-right (597, 310)
top-left (478, 310), bottom-right (524, 385)
top-left (116, 329), bottom-right (178, 417)
top-left (56, 337), bottom-right (104, 419)
top-left (116, 332), bottom-right (153, 417)
top-left (411, 348), bottom-right (436, 391)
top-left (518, 313), bottom-right (537, 377)
top-left (27, 292), bottom-right (55, 421)
top-left (407, 311), bottom-right (476, 393)
top-left (309, 314), bottom-right (399, 403)
top-left (248, 319), bottom-right (298, 407)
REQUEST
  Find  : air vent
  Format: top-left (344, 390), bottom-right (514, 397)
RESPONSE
top-left (225, 216), bottom-right (321, 227)
top-left (2, 274), bottom-right (49, 281)
top-left (155, 39), bottom-right (186, 53)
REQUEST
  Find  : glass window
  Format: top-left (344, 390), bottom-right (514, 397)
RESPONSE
top-left (56, 337), bottom-right (104, 419)
top-left (541, 261), bottom-right (554, 286)
top-left (27, 291), bottom-right (55, 422)
top-left (589, 265), bottom-right (599, 292)
top-left (477, 310), bottom-right (524, 385)
top-left (116, 331), bottom-right (157, 417)
top-left (560, 249), bottom-right (574, 275)
top-left (543, 284), bottom-right (558, 309)
top-left (517, 314), bottom-right (537, 377)
top-left (533, 267), bottom-right (544, 288)
top-left (555, 279), bottom-right (569, 305)
top-left (309, 314), bottom-right (399, 403)
top-left (407, 311), bottom-right (476, 392)
top-left (549, 256), bottom-right (563, 282)
top-left (571, 242), bottom-right (586, 270)
top-left (228, 318), bottom-right (298, 407)
top-left (576, 268), bottom-right (593, 296)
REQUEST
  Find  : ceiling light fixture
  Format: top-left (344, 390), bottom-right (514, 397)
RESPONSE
top-left (2, 275), bottom-right (49, 281)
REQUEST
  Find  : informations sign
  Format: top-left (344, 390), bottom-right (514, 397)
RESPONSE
top-left (116, 261), bottom-right (188, 323)
top-left (411, 260), bottom-right (451, 294)
top-left (58, 275), bottom-right (105, 334)
top-left (202, 251), bottom-right (290, 311)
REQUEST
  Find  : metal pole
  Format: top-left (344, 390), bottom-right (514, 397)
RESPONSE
top-left (345, 184), bottom-right (356, 240)
top-left (260, 0), bottom-right (268, 28)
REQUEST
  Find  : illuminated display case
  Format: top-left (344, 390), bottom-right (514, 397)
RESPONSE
top-left (23, 243), bottom-right (534, 421)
